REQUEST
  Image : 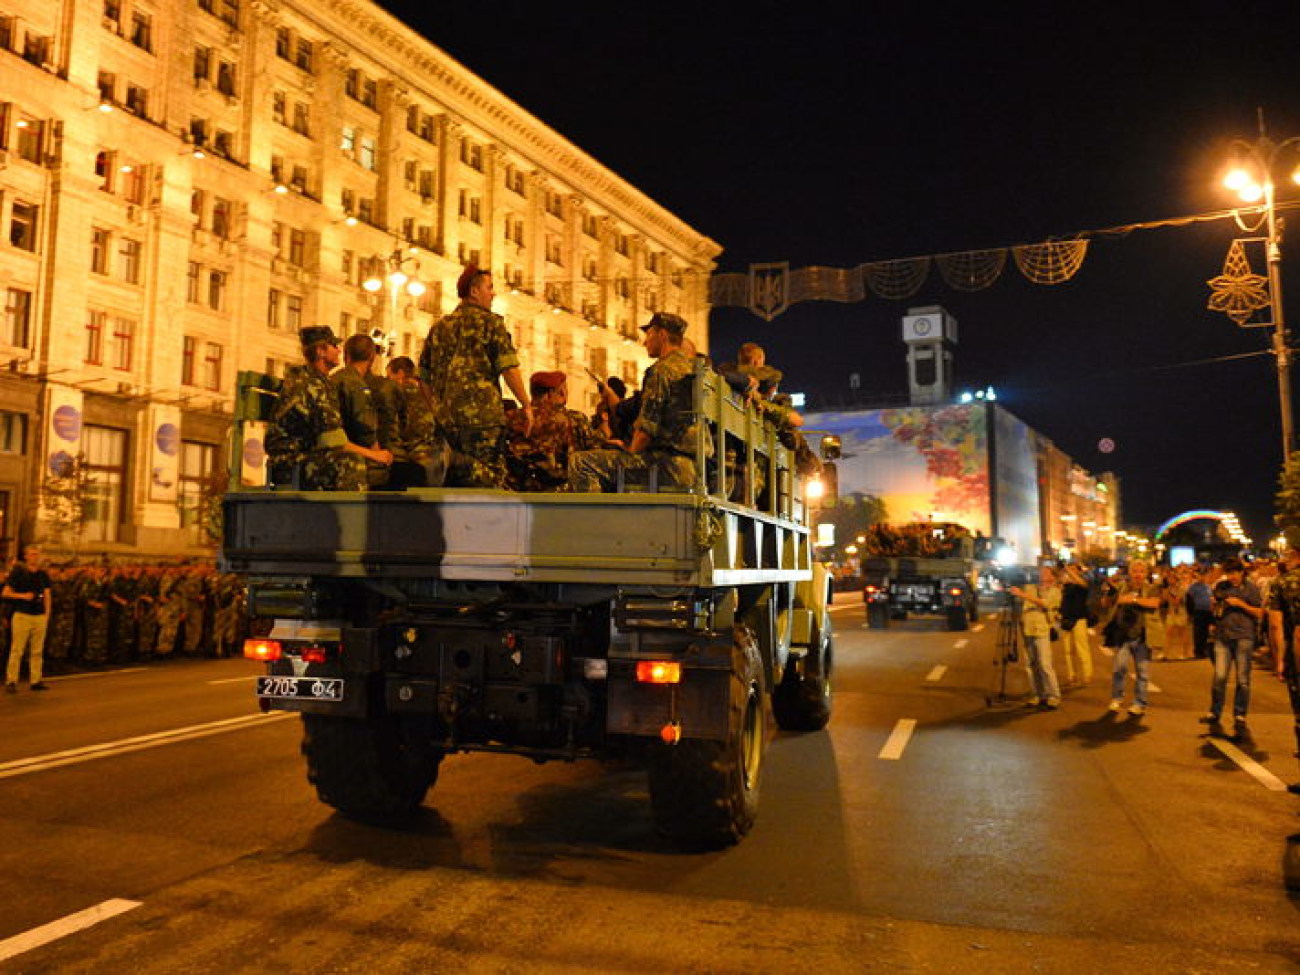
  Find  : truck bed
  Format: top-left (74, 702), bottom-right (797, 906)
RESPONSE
top-left (222, 487), bottom-right (814, 587)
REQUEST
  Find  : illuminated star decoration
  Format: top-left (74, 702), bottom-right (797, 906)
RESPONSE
top-left (1207, 239), bottom-right (1271, 326)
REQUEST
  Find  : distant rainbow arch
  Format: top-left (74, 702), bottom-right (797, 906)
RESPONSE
top-left (1154, 510), bottom-right (1229, 540)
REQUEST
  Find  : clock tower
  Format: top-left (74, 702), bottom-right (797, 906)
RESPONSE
top-left (902, 305), bottom-right (957, 405)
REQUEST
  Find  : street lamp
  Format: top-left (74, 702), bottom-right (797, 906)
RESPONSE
top-left (362, 243), bottom-right (428, 338)
top-left (1218, 112), bottom-right (1300, 461)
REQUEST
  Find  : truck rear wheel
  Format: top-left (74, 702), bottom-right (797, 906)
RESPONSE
top-left (773, 620), bottom-right (833, 732)
top-left (647, 628), bottom-right (765, 848)
top-left (301, 711), bottom-right (442, 822)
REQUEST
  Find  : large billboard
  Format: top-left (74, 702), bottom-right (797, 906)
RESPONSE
top-left (804, 403), bottom-right (1043, 561)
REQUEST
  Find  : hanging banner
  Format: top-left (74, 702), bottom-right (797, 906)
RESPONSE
top-left (241, 421), bottom-right (268, 487)
top-left (148, 404), bottom-right (181, 502)
top-left (45, 385), bottom-right (84, 477)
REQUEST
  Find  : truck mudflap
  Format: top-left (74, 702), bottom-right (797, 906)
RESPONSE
top-left (605, 663), bottom-right (734, 740)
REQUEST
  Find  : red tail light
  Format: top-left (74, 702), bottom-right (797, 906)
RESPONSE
top-left (243, 639), bottom-right (282, 662)
top-left (300, 644), bottom-right (329, 664)
top-left (636, 660), bottom-right (682, 684)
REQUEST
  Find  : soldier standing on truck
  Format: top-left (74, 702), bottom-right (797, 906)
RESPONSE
top-left (330, 333), bottom-right (395, 488)
top-left (265, 327), bottom-right (387, 490)
top-left (570, 312), bottom-right (709, 492)
top-left (417, 266), bottom-right (532, 488)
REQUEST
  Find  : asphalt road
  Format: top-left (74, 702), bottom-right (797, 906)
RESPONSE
top-left (0, 602), bottom-right (1297, 973)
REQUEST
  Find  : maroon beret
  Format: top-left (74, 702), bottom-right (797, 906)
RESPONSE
top-left (530, 370), bottom-right (567, 391)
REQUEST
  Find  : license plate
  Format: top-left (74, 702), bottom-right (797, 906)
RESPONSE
top-left (257, 676), bottom-right (345, 702)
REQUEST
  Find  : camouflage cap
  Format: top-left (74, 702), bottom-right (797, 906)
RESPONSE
top-left (641, 312), bottom-right (688, 337)
top-left (737, 363), bottom-right (784, 387)
top-left (299, 325), bottom-right (340, 349)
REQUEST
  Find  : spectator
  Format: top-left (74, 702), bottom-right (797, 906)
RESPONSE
top-left (1103, 559), bottom-right (1160, 716)
top-left (1009, 566), bottom-right (1062, 709)
top-left (1057, 562), bottom-right (1093, 687)
top-left (3, 543), bottom-right (52, 692)
top-left (1201, 557), bottom-right (1264, 738)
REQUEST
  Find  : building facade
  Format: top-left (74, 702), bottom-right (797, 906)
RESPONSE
top-left (1036, 437), bottom-right (1121, 562)
top-left (0, 0), bottom-right (721, 560)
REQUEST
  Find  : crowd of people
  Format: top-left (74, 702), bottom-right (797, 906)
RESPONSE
top-left (4, 550), bottom-right (245, 693)
top-left (1008, 554), bottom-right (1300, 776)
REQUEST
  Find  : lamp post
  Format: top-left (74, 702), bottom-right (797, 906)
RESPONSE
top-left (362, 244), bottom-right (427, 344)
top-left (1221, 112), bottom-right (1300, 462)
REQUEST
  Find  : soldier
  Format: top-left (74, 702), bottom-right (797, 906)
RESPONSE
top-left (135, 566), bottom-right (160, 660)
top-left (179, 565), bottom-right (210, 656)
top-left (265, 326), bottom-right (387, 490)
top-left (386, 356), bottom-right (449, 488)
top-left (417, 266), bottom-right (532, 487)
top-left (79, 566), bottom-right (111, 665)
top-left (154, 566), bottom-right (184, 658)
top-left (330, 333), bottom-right (395, 489)
top-left (107, 564), bottom-right (138, 662)
top-left (210, 572), bottom-right (243, 658)
top-left (505, 371), bottom-right (600, 491)
top-left (45, 566), bottom-right (78, 663)
top-left (570, 312), bottom-right (710, 492)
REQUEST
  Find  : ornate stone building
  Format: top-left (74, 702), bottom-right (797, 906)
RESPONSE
top-left (0, 0), bottom-right (721, 559)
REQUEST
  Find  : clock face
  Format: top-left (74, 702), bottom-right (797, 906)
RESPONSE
top-left (912, 317), bottom-right (933, 336)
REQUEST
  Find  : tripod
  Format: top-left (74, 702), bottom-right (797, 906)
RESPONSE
top-left (986, 597), bottom-right (1023, 707)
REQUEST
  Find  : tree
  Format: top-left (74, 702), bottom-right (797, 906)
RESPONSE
top-left (1275, 451), bottom-right (1300, 548)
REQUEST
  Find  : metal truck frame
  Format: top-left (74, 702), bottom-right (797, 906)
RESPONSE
top-left (222, 360), bottom-right (833, 847)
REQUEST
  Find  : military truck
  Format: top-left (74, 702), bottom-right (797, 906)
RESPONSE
top-left (222, 360), bottom-right (835, 848)
top-left (859, 522), bottom-right (980, 631)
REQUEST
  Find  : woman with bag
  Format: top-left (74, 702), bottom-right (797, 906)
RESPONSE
top-left (1058, 562), bottom-right (1094, 687)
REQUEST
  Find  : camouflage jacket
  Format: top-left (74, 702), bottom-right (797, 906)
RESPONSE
top-left (417, 302), bottom-right (520, 430)
top-left (394, 377), bottom-right (438, 452)
top-left (635, 350), bottom-right (711, 458)
top-left (331, 367), bottom-right (380, 449)
top-left (266, 364), bottom-right (349, 463)
top-left (367, 373), bottom-right (403, 452)
top-left (506, 402), bottom-right (600, 489)
top-left (1268, 566), bottom-right (1300, 635)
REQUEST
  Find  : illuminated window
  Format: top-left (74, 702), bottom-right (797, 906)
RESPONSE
top-left (81, 424), bottom-right (127, 544)
top-left (111, 316), bottom-right (134, 369)
top-left (3, 289), bottom-right (31, 347)
top-left (91, 228), bottom-right (111, 274)
top-left (85, 309), bottom-right (106, 364)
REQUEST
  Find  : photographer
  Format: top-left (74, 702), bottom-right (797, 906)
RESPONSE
top-left (1104, 560), bottom-right (1161, 716)
top-left (1009, 565), bottom-right (1062, 709)
top-left (1201, 557), bottom-right (1263, 737)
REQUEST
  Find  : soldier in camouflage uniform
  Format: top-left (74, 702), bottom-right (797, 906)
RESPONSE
top-left (331, 333), bottom-right (395, 489)
top-left (210, 572), bottom-right (243, 657)
top-left (78, 566), bottom-right (111, 664)
top-left (506, 371), bottom-right (600, 491)
top-left (386, 357), bottom-right (449, 488)
top-left (179, 565), bottom-right (210, 656)
top-left (265, 327), bottom-right (384, 491)
top-left (135, 566), bottom-right (160, 660)
top-left (1266, 547), bottom-right (1300, 778)
top-left (107, 565), bottom-right (138, 662)
top-left (570, 313), bottom-right (710, 492)
top-left (154, 566), bottom-right (184, 657)
top-left (45, 567), bottom-right (78, 662)
top-left (417, 267), bottom-right (532, 488)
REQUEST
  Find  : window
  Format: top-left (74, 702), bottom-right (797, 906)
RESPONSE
top-left (267, 288), bottom-right (281, 330)
top-left (104, 0), bottom-right (122, 31)
top-left (418, 169), bottom-right (435, 199)
top-left (189, 117), bottom-right (208, 147)
top-left (546, 191), bottom-right (564, 219)
top-left (545, 236), bottom-right (563, 266)
top-left (124, 83), bottom-right (148, 117)
top-left (10, 202), bottom-right (38, 251)
top-left (361, 78), bottom-right (377, 109)
top-left (203, 342), bottom-right (223, 390)
top-left (288, 228), bottom-right (306, 267)
top-left (207, 270), bottom-right (226, 310)
top-left (212, 198), bottom-right (232, 238)
top-left (294, 38), bottom-right (313, 72)
top-left (129, 10), bottom-right (152, 52)
top-left (121, 164), bottom-right (144, 204)
top-left (2, 289), bottom-right (31, 346)
top-left (91, 228), bottom-right (111, 274)
top-left (286, 294), bottom-right (302, 329)
top-left (111, 316), bottom-right (133, 369)
top-left (357, 198), bottom-right (374, 225)
top-left (179, 441), bottom-right (217, 542)
top-left (86, 309), bottom-right (106, 364)
top-left (218, 0), bottom-right (239, 27)
top-left (269, 154), bottom-right (284, 183)
top-left (82, 425), bottom-right (127, 544)
top-left (0, 412), bottom-right (26, 454)
top-left (270, 220), bottom-right (284, 255)
top-left (216, 61), bottom-right (236, 97)
top-left (15, 119), bottom-right (43, 164)
top-left (506, 166), bottom-right (525, 196)
top-left (340, 126), bottom-right (356, 157)
top-left (118, 238), bottom-right (142, 284)
top-left (459, 138), bottom-right (482, 171)
top-left (271, 91), bottom-right (286, 125)
top-left (212, 130), bottom-right (232, 158)
top-left (190, 189), bottom-right (205, 220)
top-left (22, 33), bottom-right (50, 67)
top-left (193, 47), bottom-right (210, 83)
top-left (403, 160), bottom-right (417, 190)
top-left (583, 214), bottom-right (599, 238)
top-left (359, 137), bottom-right (376, 171)
top-left (187, 261), bottom-right (201, 302)
top-left (182, 335), bottom-right (196, 384)
top-left (289, 164), bottom-right (308, 194)
top-left (291, 102), bottom-right (310, 137)
top-left (274, 26), bottom-right (289, 58)
top-left (97, 71), bottom-right (116, 104)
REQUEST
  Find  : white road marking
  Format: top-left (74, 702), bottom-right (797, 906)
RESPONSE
top-left (47, 668), bottom-right (147, 682)
top-left (878, 718), bottom-right (917, 760)
top-left (971, 624), bottom-right (985, 632)
top-left (0, 712), bottom-right (295, 780)
top-left (953, 639), bottom-right (968, 649)
top-left (1208, 737), bottom-right (1290, 792)
top-left (925, 665), bottom-right (947, 683)
top-left (827, 602), bottom-right (861, 614)
top-left (0, 899), bottom-right (141, 962)
top-left (207, 675), bottom-right (258, 685)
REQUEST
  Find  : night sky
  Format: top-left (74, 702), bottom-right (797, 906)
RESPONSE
top-left (376, 0), bottom-right (1300, 542)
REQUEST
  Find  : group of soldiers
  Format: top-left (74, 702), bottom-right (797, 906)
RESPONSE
top-left (265, 263), bottom-right (808, 497)
top-left (2, 563), bottom-right (245, 668)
